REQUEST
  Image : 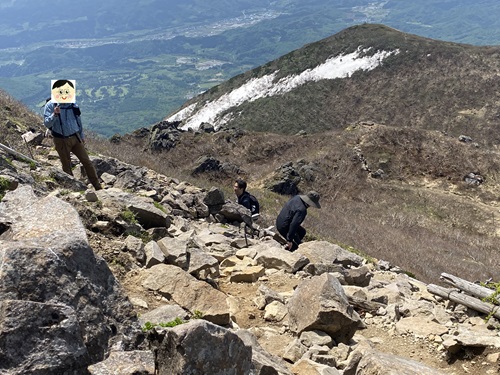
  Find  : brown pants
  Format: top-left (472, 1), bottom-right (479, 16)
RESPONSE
top-left (53, 135), bottom-right (101, 190)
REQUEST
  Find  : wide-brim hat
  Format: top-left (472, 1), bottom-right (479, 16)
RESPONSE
top-left (299, 191), bottom-right (321, 209)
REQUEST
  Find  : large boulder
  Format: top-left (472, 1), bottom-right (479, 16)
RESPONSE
top-left (141, 264), bottom-right (230, 325)
top-left (287, 273), bottom-right (361, 344)
top-left (0, 186), bottom-right (139, 374)
top-left (297, 241), bottom-right (364, 268)
top-left (151, 320), bottom-right (253, 375)
top-left (97, 187), bottom-right (171, 229)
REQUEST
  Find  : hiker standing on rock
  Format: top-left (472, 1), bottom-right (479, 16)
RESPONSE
top-left (276, 191), bottom-right (321, 251)
top-left (44, 80), bottom-right (102, 190)
top-left (233, 179), bottom-right (259, 215)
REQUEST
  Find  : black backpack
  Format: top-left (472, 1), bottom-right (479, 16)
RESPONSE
top-left (248, 194), bottom-right (260, 215)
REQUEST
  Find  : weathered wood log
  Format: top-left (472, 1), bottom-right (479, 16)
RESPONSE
top-left (427, 284), bottom-right (500, 319)
top-left (0, 142), bottom-right (37, 164)
top-left (440, 273), bottom-right (499, 304)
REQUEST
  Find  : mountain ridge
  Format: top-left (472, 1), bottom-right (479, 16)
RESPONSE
top-left (166, 24), bottom-right (500, 145)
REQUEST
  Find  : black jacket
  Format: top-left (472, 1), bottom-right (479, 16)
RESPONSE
top-left (237, 191), bottom-right (254, 214)
top-left (276, 195), bottom-right (307, 241)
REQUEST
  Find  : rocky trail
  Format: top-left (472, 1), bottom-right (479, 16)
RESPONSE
top-left (0, 140), bottom-right (499, 374)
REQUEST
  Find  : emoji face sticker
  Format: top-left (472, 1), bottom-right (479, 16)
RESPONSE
top-left (51, 79), bottom-right (76, 103)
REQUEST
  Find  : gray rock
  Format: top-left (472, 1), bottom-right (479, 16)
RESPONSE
top-left (144, 240), bottom-right (165, 268)
top-left (157, 236), bottom-right (189, 270)
top-left (265, 163), bottom-right (301, 195)
top-left (254, 245), bottom-right (310, 273)
top-left (88, 350), bottom-right (155, 375)
top-left (0, 186), bottom-right (139, 373)
top-left (288, 273), bottom-right (361, 343)
top-left (343, 266), bottom-right (373, 287)
top-left (297, 241), bottom-right (364, 268)
top-left (114, 168), bottom-right (146, 190)
top-left (236, 329), bottom-right (292, 375)
top-left (124, 235), bottom-right (146, 264)
top-left (0, 299), bottom-right (89, 374)
top-left (142, 264), bottom-right (230, 325)
top-left (153, 320), bottom-right (252, 375)
top-left (97, 188), bottom-right (171, 229)
top-left (48, 166), bottom-right (88, 191)
top-left (138, 304), bottom-right (189, 327)
top-left (356, 350), bottom-right (446, 375)
top-left (187, 246), bottom-right (220, 279)
top-left (219, 201), bottom-right (253, 226)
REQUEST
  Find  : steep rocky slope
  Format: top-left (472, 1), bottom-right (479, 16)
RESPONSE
top-left (1, 127), bottom-right (499, 374)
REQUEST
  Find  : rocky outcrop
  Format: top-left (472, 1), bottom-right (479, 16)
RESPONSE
top-left (288, 273), bottom-right (361, 344)
top-left (150, 320), bottom-right (253, 375)
top-left (0, 186), bottom-right (140, 374)
top-left (1, 144), bottom-right (499, 375)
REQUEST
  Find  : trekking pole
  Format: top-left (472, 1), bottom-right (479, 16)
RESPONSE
top-left (21, 134), bottom-right (35, 161)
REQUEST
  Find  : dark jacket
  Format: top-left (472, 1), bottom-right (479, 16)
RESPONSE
top-left (237, 191), bottom-right (252, 211)
top-left (276, 195), bottom-right (307, 242)
top-left (237, 191), bottom-right (259, 215)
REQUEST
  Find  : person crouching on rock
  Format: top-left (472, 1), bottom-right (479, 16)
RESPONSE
top-left (276, 191), bottom-right (321, 251)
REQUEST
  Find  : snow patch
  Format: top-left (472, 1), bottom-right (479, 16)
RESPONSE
top-left (167, 47), bottom-right (398, 130)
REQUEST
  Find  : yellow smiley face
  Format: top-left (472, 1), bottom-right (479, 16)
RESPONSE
top-left (51, 80), bottom-right (76, 103)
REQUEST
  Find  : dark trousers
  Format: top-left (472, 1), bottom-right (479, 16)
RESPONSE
top-left (53, 136), bottom-right (101, 190)
top-left (278, 225), bottom-right (306, 251)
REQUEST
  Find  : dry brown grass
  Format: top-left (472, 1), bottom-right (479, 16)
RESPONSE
top-left (0, 90), bottom-right (43, 151)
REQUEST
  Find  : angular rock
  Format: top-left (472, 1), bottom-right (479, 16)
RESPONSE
top-left (356, 350), bottom-right (446, 375)
top-left (343, 266), bottom-right (372, 287)
top-left (441, 324), bottom-right (500, 348)
top-left (288, 273), bottom-right (361, 343)
top-left (236, 329), bottom-right (292, 375)
top-left (144, 240), bottom-right (165, 268)
top-left (97, 188), bottom-right (171, 229)
top-left (254, 245), bottom-right (309, 273)
top-left (230, 265), bottom-right (266, 283)
top-left (187, 247), bottom-right (220, 279)
top-left (264, 301), bottom-right (288, 322)
top-left (153, 320), bottom-right (252, 375)
top-left (300, 330), bottom-right (334, 348)
top-left (124, 235), bottom-right (146, 264)
top-left (219, 201), bottom-right (252, 226)
top-left (297, 241), bottom-right (364, 268)
top-left (0, 299), bottom-right (89, 374)
top-left (157, 237), bottom-right (189, 270)
top-left (142, 264), bottom-right (230, 325)
top-left (138, 304), bottom-right (189, 327)
top-left (48, 166), bottom-right (88, 191)
top-left (88, 350), bottom-right (155, 375)
top-left (202, 186), bottom-right (225, 213)
top-left (0, 186), bottom-right (138, 372)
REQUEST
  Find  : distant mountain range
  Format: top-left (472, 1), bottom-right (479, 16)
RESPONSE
top-left (0, 0), bottom-right (498, 137)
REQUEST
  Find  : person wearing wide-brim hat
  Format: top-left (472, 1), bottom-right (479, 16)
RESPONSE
top-left (276, 191), bottom-right (321, 251)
